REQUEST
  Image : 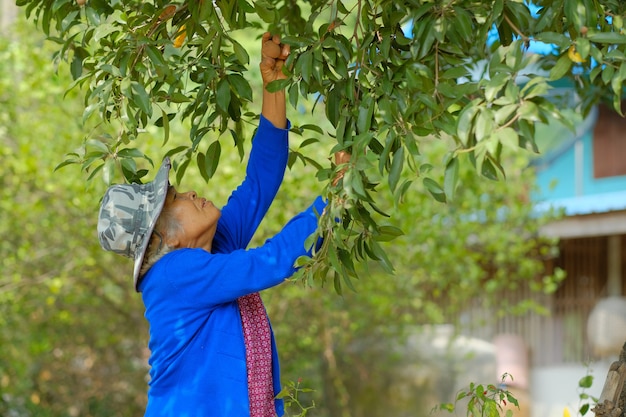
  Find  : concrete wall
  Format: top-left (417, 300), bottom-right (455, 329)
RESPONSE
top-left (530, 360), bottom-right (612, 417)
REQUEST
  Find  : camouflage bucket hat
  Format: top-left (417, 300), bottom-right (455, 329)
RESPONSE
top-left (97, 157), bottom-right (171, 291)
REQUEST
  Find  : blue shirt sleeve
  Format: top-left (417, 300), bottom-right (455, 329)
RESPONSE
top-left (212, 115), bottom-right (290, 254)
top-left (145, 197), bottom-right (326, 307)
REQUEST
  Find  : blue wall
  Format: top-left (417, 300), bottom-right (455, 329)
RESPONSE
top-left (532, 110), bottom-right (626, 214)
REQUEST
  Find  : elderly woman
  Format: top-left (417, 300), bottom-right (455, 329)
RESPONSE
top-left (97, 33), bottom-right (333, 417)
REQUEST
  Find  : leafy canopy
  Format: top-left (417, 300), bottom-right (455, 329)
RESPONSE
top-left (15, 0), bottom-right (626, 287)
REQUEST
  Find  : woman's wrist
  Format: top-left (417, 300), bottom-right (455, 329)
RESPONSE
top-left (261, 89), bottom-right (287, 129)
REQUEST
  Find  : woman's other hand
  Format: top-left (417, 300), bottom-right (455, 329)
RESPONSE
top-left (333, 151), bottom-right (351, 186)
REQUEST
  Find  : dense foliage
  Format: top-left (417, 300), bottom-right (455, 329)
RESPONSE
top-left (0, 26), bottom-right (147, 416)
top-left (14, 0), bottom-right (626, 286)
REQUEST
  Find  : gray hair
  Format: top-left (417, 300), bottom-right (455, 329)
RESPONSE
top-left (139, 206), bottom-right (184, 278)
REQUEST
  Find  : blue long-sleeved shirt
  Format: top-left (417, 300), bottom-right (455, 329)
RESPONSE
top-left (138, 115), bottom-right (325, 417)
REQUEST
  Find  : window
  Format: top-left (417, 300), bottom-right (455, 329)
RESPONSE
top-left (593, 102), bottom-right (626, 178)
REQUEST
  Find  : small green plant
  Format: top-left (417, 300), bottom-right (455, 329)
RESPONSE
top-left (277, 378), bottom-right (316, 417)
top-left (565, 371), bottom-right (597, 417)
top-left (434, 373), bottom-right (520, 417)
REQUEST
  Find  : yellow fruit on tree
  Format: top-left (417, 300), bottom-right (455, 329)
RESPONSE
top-left (173, 25), bottom-right (186, 48)
top-left (568, 45), bottom-right (585, 63)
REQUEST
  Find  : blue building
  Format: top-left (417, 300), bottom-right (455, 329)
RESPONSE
top-left (530, 93), bottom-right (626, 355)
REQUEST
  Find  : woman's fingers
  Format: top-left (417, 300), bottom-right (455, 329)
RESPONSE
top-left (262, 32), bottom-right (282, 59)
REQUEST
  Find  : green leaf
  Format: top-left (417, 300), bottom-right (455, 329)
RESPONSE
top-left (299, 124), bottom-right (324, 135)
top-left (102, 159), bottom-right (115, 184)
top-left (298, 138), bottom-right (319, 149)
top-left (519, 101), bottom-right (539, 121)
top-left (611, 62), bottom-right (626, 115)
top-left (254, 0), bottom-right (276, 23)
top-left (481, 157), bottom-right (498, 180)
top-left (120, 157), bottom-right (138, 181)
top-left (161, 109), bottom-right (170, 146)
top-left (589, 66), bottom-right (602, 82)
top-left (333, 272), bottom-right (343, 295)
top-left (130, 81), bottom-right (152, 117)
top-left (70, 53), bottom-right (83, 80)
top-left (204, 141), bottom-right (221, 179)
top-left (169, 92), bottom-right (192, 103)
top-left (216, 78), bottom-right (231, 112)
top-left (145, 45), bottom-right (167, 74)
top-left (228, 74), bottom-right (252, 102)
top-left (345, 169), bottom-right (367, 199)
top-left (484, 73), bottom-right (509, 102)
top-left (494, 104), bottom-right (517, 125)
top-left (453, 7), bottom-right (473, 41)
top-left (117, 148), bottom-right (145, 158)
top-left (423, 177), bottom-right (446, 203)
top-left (375, 225), bottom-right (404, 242)
top-left (563, 0), bottom-right (583, 30)
top-left (197, 152), bottom-right (209, 183)
top-left (442, 65), bottom-right (469, 80)
top-left (456, 99), bottom-right (481, 145)
top-left (550, 54), bottom-right (572, 80)
top-left (520, 77), bottom-right (550, 99)
top-left (475, 109), bottom-right (495, 142)
top-left (534, 32), bottom-right (570, 48)
top-left (176, 158), bottom-right (190, 185)
top-left (165, 145), bottom-right (189, 159)
top-left (357, 97), bottom-right (375, 133)
top-left (602, 65), bottom-right (615, 85)
top-left (587, 31), bottom-right (626, 44)
top-left (576, 38), bottom-right (590, 60)
top-left (578, 375), bottom-right (593, 389)
top-left (299, 50), bottom-right (313, 83)
top-left (498, 127), bottom-right (519, 150)
top-left (265, 79), bottom-right (290, 93)
top-left (369, 240), bottom-right (395, 273)
top-left (231, 38), bottom-right (250, 65)
top-left (54, 158), bottom-right (80, 171)
top-left (86, 139), bottom-right (109, 154)
top-left (338, 248), bottom-right (357, 278)
top-left (388, 146), bottom-right (404, 192)
top-left (443, 157), bottom-right (459, 201)
top-left (281, 35), bottom-right (315, 49)
top-left (325, 89), bottom-right (341, 128)
top-left (84, 6), bottom-right (100, 25)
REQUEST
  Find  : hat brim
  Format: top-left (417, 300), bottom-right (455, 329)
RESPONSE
top-left (132, 157), bottom-right (171, 291)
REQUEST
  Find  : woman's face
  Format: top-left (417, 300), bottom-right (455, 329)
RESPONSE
top-left (160, 186), bottom-right (221, 251)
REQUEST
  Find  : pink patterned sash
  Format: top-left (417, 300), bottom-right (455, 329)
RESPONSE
top-left (237, 292), bottom-right (276, 417)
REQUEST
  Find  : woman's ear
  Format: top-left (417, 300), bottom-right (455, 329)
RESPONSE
top-left (162, 231), bottom-right (181, 249)
top-left (155, 204), bottom-right (183, 248)
top-left (153, 222), bottom-right (181, 249)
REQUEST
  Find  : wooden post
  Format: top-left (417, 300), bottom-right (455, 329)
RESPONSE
top-left (593, 342), bottom-right (626, 417)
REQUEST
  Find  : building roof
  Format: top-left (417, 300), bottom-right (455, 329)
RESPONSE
top-left (535, 189), bottom-right (626, 216)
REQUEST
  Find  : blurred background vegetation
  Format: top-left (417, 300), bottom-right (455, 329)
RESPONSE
top-left (0, 12), bottom-right (563, 417)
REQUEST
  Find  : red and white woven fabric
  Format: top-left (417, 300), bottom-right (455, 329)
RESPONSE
top-left (237, 292), bottom-right (276, 417)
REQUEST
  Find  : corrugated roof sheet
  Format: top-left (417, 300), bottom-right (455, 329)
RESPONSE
top-left (534, 190), bottom-right (626, 216)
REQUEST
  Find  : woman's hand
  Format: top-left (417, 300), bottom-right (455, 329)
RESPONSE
top-left (260, 32), bottom-right (289, 128)
top-left (333, 151), bottom-right (351, 186)
top-left (260, 32), bottom-right (290, 86)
